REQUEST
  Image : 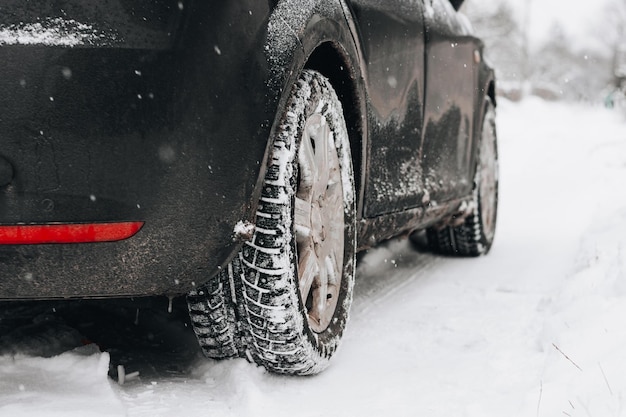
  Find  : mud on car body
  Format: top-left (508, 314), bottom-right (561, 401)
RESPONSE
top-left (0, 0), bottom-right (497, 374)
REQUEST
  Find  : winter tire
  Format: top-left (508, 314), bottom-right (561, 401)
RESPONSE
top-left (426, 99), bottom-right (498, 256)
top-left (232, 69), bottom-right (357, 374)
top-left (186, 270), bottom-right (239, 359)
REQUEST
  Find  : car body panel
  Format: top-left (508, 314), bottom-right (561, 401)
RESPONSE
top-left (0, 0), bottom-right (494, 299)
top-left (347, 0), bottom-right (427, 217)
top-left (0, 1), bottom-right (276, 298)
top-left (422, 0), bottom-right (480, 203)
top-left (344, 0), bottom-right (494, 246)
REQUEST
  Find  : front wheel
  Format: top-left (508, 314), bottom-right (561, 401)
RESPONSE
top-left (425, 99), bottom-right (499, 256)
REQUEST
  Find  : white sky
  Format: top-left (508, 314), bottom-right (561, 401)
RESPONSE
top-left (491, 0), bottom-right (617, 53)
top-left (507, 0), bottom-right (613, 43)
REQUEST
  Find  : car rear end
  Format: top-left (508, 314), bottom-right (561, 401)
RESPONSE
top-left (0, 1), bottom-right (273, 299)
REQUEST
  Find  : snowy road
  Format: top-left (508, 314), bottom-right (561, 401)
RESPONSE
top-left (1, 99), bottom-right (626, 417)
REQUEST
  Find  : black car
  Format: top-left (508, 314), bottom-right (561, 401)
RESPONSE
top-left (0, 0), bottom-right (498, 375)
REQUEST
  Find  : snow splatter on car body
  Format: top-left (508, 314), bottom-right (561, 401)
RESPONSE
top-left (0, 0), bottom-right (496, 373)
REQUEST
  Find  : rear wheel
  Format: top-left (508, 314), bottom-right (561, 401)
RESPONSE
top-left (425, 99), bottom-right (498, 256)
top-left (234, 70), bottom-right (356, 374)
top-left (188, 70), bottom-right (356, 374)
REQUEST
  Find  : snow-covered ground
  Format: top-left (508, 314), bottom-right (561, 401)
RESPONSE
top-left (1, 98), bottom-right (626, 416)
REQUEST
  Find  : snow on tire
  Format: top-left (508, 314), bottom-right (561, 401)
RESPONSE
top-left (426, 98), bottom-right (499, 256)
top-left (232, 69), bottom-right (357, 375)
top-left (186, 268), bottom-right (240, 359)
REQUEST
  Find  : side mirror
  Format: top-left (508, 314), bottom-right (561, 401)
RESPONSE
top-left (449, 0), bottom-right (464, 11)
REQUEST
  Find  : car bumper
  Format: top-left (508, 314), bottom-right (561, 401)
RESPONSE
top-left (0, 1), bottom-right (276, 299)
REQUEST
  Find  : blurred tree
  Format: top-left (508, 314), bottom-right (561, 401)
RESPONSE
top-left (463, 1), bottom-right (525, 85)
top-left (462, 0), bottom-right (616, 102)
top-left (531, 24), bottom-right (610, 101)
top-left (604, 0), bottom-right (626, 87)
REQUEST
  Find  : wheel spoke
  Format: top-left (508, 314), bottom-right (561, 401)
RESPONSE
top-left (298, 248), bottom-right (318, 306)
top-left (312, 121), bottom-right (331, 199)
top-left (309, 262), bottom-right (329, 328)
top-left (301, 114), bottom-right (332, 200)
top-left (298, 125), bottom-right (317, 196)
top-left (325, 252), bottom-right (338, 286)
top-left (294, 197), bottom-right (312, 241)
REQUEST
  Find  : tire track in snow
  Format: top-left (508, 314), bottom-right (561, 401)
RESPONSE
top-left (351, 238), bottom-right (443, 318)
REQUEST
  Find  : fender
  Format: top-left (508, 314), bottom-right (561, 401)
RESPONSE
top-left (255, 0), bottom-right (369, 220)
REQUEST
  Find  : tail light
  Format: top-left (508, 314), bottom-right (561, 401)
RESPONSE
top-left (0, 222), bottom-right (144, 245)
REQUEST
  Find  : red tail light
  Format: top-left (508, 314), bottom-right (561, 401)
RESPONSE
top-left (0, 222), bottom-right (144, 245)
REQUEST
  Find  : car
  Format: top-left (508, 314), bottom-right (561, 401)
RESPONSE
top-left (0, 0), bottom-right (498, 375)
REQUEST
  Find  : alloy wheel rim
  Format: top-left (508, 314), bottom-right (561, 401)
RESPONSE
top-left (295, 113), bottom-right (345, 333)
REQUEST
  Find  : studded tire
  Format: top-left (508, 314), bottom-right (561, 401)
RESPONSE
top-left (231, 69), bottom-right (356, 375)
top-left (186, 269), bottom-right (239, 359)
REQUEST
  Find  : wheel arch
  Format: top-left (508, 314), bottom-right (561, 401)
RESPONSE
top-left (304, 41), bottom-right (366, 219)
top-left (258, 0), bottom-right (369, 221)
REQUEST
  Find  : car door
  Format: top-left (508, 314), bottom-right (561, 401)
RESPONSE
top-left (347, 0), bottom-right (427, 217)
top-left (421, 0), bottom-right (480, 203)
